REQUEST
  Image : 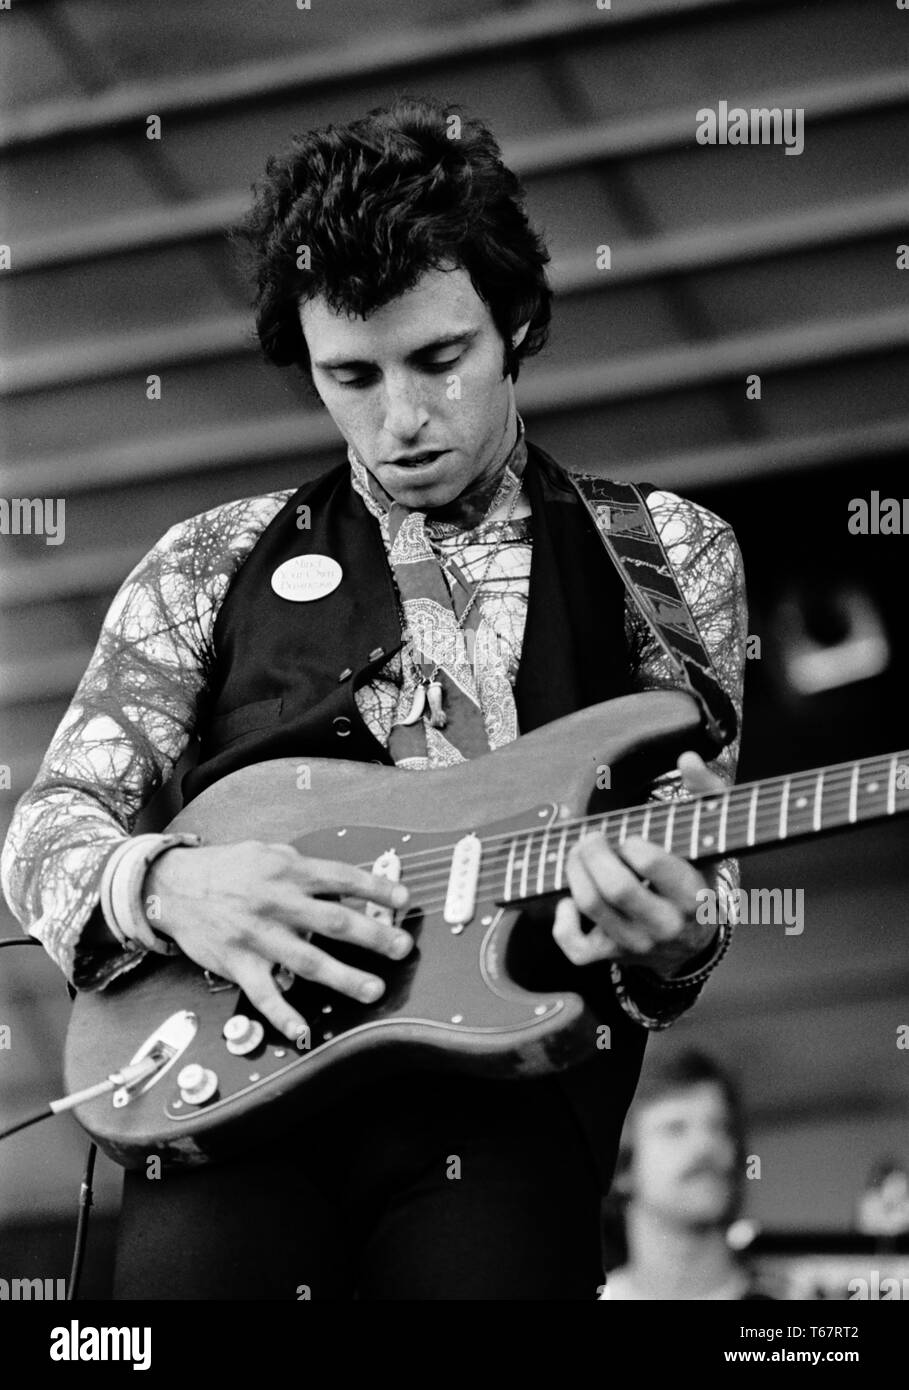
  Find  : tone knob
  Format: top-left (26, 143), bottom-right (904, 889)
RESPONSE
top-left (222, 1014), bottom-right (265, 1056)
top-left (176, 1063), bottom-right (218, 1106)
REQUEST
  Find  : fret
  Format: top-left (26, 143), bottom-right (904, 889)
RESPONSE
top-left (618, 810), bottom-right (630, 843)
top-left (746, 784), bottom-right (759, 847)
top-left (623, 806), bottom-right (649, 842)
top-left (689, 798), bottom-right (702, 859)
top-left (663, 802), bottom-right (676, 853)
top-left (536, 821), bottom-right (552, 897)
top-left (518, 833), bottom-right (533, 899)
top-left (786, 778), bottom-right (813, 836)
top-left (694, 795), bottom-right (723, 856)
top-left (812, 770), bottom-right (824, 832)
top-left (504, 836), bottom-right (518, 901)
top-left (718, 791), bottom-right (730, 854)
top-left (641, 804), bottom-right (653, 841)
top-left (848, 763), bottom-right (859, 824)
top-left (888, 755), bottom-right (898, 816)
top-left (778, 778), bottom-right (791, 840)
top-left (553, 824), bottom-right (569, 891)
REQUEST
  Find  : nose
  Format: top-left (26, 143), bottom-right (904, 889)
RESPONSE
top-left (381, 371), bottom-right (430, 442)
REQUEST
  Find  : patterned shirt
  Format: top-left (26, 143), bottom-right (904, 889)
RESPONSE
top-left (0, 451), bottom-right (748, 1023)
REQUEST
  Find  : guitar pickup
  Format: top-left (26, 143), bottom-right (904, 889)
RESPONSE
top-left (364, 848), bottom-right (402, 927)
top-left (443, 833), bottom-right (481, 926)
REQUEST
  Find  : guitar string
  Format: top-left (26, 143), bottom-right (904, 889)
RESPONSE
top-left (341, 761), bottom-right (906, 900)
top-left (332, 760), bottom-right (907, 912)
top-left (337, 756), bottom-right (905, 883)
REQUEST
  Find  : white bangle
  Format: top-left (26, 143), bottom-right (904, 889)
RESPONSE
top-left (100, 833), bottom-right (201, 954)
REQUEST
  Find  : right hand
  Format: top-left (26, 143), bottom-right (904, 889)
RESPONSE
top-left (144, 841), bottom-right (412, 1043)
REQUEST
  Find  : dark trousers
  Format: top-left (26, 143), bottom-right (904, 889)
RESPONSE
top-left (113, 1071), bottom-right (605, 1300)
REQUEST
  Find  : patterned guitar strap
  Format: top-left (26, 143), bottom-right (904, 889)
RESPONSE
top-left (568, 474), bottom-right (738, 756)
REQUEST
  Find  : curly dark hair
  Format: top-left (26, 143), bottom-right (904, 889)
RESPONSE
top-left (230, 94), bottom-right (552, 383)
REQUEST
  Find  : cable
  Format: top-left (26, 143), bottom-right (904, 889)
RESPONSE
top-left (1, 1053), bottom-right (165, 1146)
top-left (0, 937), bottom-right (41, 948)
top-left (67, 1142), bottom-right (98, 1302)
top-left (0, 1104), bottom-right (55, 1142)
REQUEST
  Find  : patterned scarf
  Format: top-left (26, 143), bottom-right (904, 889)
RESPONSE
top-left (348, 423), bottom-right (529, 769)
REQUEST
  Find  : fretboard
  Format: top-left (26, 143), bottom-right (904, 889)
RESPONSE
top-left (492, 750), bottom-right (909, 903)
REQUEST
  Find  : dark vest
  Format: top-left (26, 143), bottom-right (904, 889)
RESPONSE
top-left (183, 442), bottom-right (646, 800)
top-left (182, 442), bottom-right (658, 1190)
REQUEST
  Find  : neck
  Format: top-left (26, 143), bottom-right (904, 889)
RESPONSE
top-left (425, 394), bottom-right (520, 529)
top-left (623, 1203), bottom-right (739, 1299)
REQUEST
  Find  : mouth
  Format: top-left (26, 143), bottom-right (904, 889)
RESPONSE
top-left (379, 450), bottom-right (450, 481)
top-left (383, 453), bottom-right (447, 469)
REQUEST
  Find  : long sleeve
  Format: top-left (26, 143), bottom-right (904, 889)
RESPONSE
top-left (612, 486), bottom-right (748, 1028)
top-left (0, 492), bottom-right (291, 987)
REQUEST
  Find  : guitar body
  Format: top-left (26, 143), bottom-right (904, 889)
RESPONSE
top-left (64, 690), bottom-right (703, 1167)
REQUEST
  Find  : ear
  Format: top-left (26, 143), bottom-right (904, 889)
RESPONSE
top-left (512, 320), bottom-right (531, 350)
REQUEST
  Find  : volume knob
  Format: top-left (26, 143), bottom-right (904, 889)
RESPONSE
top-left (176, 1063), bottom-right (218, 1106)
top-left (222, 1014), bottom-right (265, 1056)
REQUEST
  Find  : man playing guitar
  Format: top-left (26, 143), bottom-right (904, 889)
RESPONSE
top-left (2, 96), bottom-right (746, 1300)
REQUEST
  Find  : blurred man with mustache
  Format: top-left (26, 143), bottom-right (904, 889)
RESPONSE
top-left (602, 1050), bottom-right (773, 1300)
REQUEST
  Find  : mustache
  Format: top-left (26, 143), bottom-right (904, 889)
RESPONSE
top-left (680, 1159), bottom-right (734, 1182)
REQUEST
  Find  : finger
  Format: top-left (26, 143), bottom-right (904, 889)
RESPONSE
top-left (619, 835), bottom-right (705, 914)
top-left (268, 889), bottom-right (413, 962)
top-left (230, 958), bottom-right (310, 1043)
top-left (677, 750), bottom-right (727, 796)
top-left (568, 835), bottom-right (679, 948)
top-left (254, 922), bottom-right (388, 1006)
top-left (293, 853), bottom-right (409, 909)
top-left (552, 895), bottom-right (617, 966)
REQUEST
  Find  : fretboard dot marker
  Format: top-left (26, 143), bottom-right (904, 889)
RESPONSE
top-left (481, 915), bottom-right (494, 926)
top-left (702, 835), bottom-right (715, 848)
top-left (534, 1005), bottom-right (548, 1016)
top-left (795, 797), bottom-right (808, 809)
top-left (866, 782), bottom-right (879, 794)
top-left (451, 1014), bottom-right (464, 1024)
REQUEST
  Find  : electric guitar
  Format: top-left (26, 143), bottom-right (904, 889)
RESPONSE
top-left (63, 690), bottom-right (909, 1168)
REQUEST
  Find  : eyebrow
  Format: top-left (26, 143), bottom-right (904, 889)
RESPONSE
top-left (313, 329), bottom-right (478, 372)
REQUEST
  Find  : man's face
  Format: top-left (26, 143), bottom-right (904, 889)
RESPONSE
top-left (300, 266), bottom-right (519, 509)
top-left (627, 1082), bottom-right (739, 1228)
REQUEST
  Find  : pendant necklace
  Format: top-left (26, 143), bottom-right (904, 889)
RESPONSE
top-left (400, 476), bottom-right (523, 730)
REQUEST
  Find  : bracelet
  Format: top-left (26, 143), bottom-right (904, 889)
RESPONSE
top-left (100, 833), bottom-right (202, 955)
top-left (641, 918), bottom-right (733, 991)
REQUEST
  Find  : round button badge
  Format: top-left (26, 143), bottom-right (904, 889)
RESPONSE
top-left (271, 555), bottom-right (343, 602)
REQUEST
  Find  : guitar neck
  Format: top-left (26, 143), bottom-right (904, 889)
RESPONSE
top-left (495, 750), bottom-right (909, 904)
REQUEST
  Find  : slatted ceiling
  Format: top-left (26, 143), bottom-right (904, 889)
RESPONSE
top-left (670, 243), bottom-right (908, 339)
top-left (6, 194), bottom-right (908, 366)
top-left (0, 8), bottom-right (82, 110)
top-left (635, 117), bottom-right (909, 233)
top-left (746, 357), bottom-right (909, 436)
top-left (0, 245), bottom-right (243, 355)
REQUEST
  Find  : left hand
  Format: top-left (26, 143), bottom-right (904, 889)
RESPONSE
top-left (552, 750), bottom-right (724, 980)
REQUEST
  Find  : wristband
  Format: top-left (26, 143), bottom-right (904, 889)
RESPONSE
top-left (639, 918), bottom-right (732, 991)
top-left (100, 833), bottom-right (202, 954)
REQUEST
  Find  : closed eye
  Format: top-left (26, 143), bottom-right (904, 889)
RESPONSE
top-left (332, 352), bottom-right (465, 390)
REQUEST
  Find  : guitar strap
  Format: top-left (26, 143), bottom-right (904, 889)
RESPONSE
top-left (567, 473), bottom-right (738, 753)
